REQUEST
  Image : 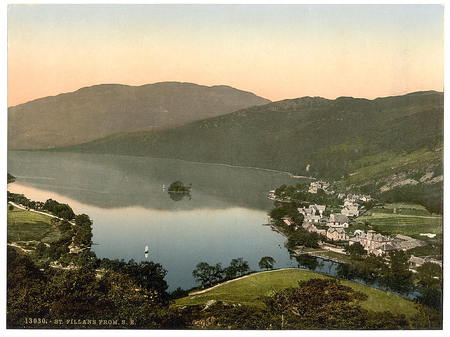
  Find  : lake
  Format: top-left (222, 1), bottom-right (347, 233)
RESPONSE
top-left (8, 150), bottom-right (306, 290)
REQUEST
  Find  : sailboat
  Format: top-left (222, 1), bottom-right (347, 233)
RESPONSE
top-left (162, 184), bottom-right (166, 191)
top-left (144, 245), bottom-right (149, 258)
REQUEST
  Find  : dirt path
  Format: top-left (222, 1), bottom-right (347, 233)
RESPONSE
top-left (8, 201), bottom-right (75, 225)
top-left (7, 242), bottom-right (33, 253)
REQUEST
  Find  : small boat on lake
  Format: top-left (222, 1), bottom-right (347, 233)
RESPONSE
top-left (144, 245), bottom-right (149, 258)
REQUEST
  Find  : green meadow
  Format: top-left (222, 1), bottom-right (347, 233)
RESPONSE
top-left (356, 203), bottom-right (442, 238)
top-left (7, 205), bottom-right (61, 244)
top-left (175, 268), bottom-right (419, 317)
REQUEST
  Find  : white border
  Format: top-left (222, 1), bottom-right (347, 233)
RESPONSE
top-left (1, 1), bottom-right (448, 336)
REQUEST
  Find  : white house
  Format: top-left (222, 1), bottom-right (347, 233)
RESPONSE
top-left (305, 214), bottom-right (321, 223)
top-left (298, 204), bottom-right (326, 219)
top-left (326, 227), bottom-right (349, 241)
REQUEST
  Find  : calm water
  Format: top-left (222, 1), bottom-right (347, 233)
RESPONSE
top-left (8, 151), bottom-right (306, 290)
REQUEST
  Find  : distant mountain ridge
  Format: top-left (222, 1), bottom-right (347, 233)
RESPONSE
top-left (60, 90), bottom-right (443, 210)
top-left (8, 81), bottom-right (271, 149)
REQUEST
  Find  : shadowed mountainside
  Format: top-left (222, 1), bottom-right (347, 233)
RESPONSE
top-left (63, 91), bottom-right (442, 175)
top-left (8, 82), bottom-right (270, 149)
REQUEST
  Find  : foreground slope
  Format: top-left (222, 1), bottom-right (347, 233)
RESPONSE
top-left (175, 268), bottom-right (419, 317)
top-left (8, 82), bottom-right (270, 149)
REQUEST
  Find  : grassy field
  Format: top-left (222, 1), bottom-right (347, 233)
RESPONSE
top-left (375, 203), bottom-right (431, 215)
top-left (7, 205), bottom-right (61, 244)
top-left (356, 203), bottom-right (442, 238)
top-left (175, 269), bottom-right (419, 317)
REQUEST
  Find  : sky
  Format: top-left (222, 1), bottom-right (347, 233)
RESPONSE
top-left (7, 4), bottom-right (444, 106)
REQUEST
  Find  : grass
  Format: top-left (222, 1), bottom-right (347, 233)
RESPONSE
top-left (357, 203), bottom-right (442, 238)
top-left (371, 203), bottom-right (431, 216)
top-left (382, 203), bottom-right (429, 211)
top-left (175, 268), bottom-right (419, 317)
top-left (340, 148), bottom-right (442, 187)
top-left (7, 206), bottom-right (61, 244)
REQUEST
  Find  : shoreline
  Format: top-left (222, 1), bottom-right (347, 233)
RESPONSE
top-left (268, 223), bottom-right (350, 265)
top-left (10, 149), bottom-right (316, 180)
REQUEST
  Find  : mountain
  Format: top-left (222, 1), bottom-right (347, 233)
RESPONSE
top-left (8, 82), bottom-right (270, 149)
top-left (57, 90), bottom-right (443, 210)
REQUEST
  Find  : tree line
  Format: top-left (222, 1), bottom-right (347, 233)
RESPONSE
top-left (192, 256), bottom-right (277, 289)
top-left (8, 192), bottom-right (75, 220)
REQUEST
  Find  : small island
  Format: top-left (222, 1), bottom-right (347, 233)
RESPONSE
top-left (168, 181), bottom-right (191, 193)
top-left (167, 181), bottom-right (192, 201)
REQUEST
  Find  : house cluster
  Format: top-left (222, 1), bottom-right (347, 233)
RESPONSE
top-left (298, 204), bottom-right (326, 223)
top-left (267, 190), bottom-right (276, 201)
top-left (338, 193), bottom-right (372, 203)
top-left (348, 230), bottom-right (425, 256)
top-left (299, 204), bottom-right (351, 242)
top-left (341, 200), bottom-right (360, 217)
top-left (297, 201), bottom-right (425, 256)
top-left (308, 181), bottom-right (331, 194)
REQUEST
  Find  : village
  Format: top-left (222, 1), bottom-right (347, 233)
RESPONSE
top-left (270, 180), bottom-right (442, 270)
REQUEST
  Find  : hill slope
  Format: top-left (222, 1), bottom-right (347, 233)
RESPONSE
top-left (63, 91), bottom-right (443, 198)
top-left (174, 268), bottom-right (419, 317)
top-left (8, 82), bottom-right (270, 149)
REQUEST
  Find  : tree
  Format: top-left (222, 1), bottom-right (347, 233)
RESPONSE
top-left (35, 242), bottom-right (47, 258)
top-left (7, 173), bottom-right (16, 183)
top-left (43, 199), bottom-right (75, 220)
top-left (345, 242), bottom-right (366, 257)
top-left (259, 256), bottom-right (275, 270)
top-left (75, 214), bottom-right (92, 228)
top-left (287, 230), bottom-right (320, 249)
top-left (73, 226), bottom-right (92, 247)
top-left (415, 262), bottom-right (442, 289)
top-left (269, 207), bottom-right (287, 221)
top-left (384, 251), bottom-right (413, 292)
top-left (416, 287), bottom-right (442, 311)
top-left (224, 258), bottom-right (250, 279)
top-left (7, 247), bottom-right (49, 327)
top-left (192, 262), bottom-right (224, 288)
top-left (294, 254), bottom-right (320, 271)
top-left (169, 287), bottom-right (189, 300)
top-left (168, 181), bottom-right (191, 193)
top-left (123, 261), bottom-right (169, 303)
top-left (263, 278), bottom-right (370, 329)
top-left (274, 185), bottom-right (287, 198)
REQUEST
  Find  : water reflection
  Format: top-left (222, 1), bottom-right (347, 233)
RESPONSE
top-left (8, 151), bottom-right (302, 211)
top-left (8, 151), bottom-right (301, 290)
top-left (293, 254), bottom-right (322, 271)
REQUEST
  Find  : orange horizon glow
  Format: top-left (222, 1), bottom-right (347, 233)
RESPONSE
top-left (8, 4), bottom-right (444, 106)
